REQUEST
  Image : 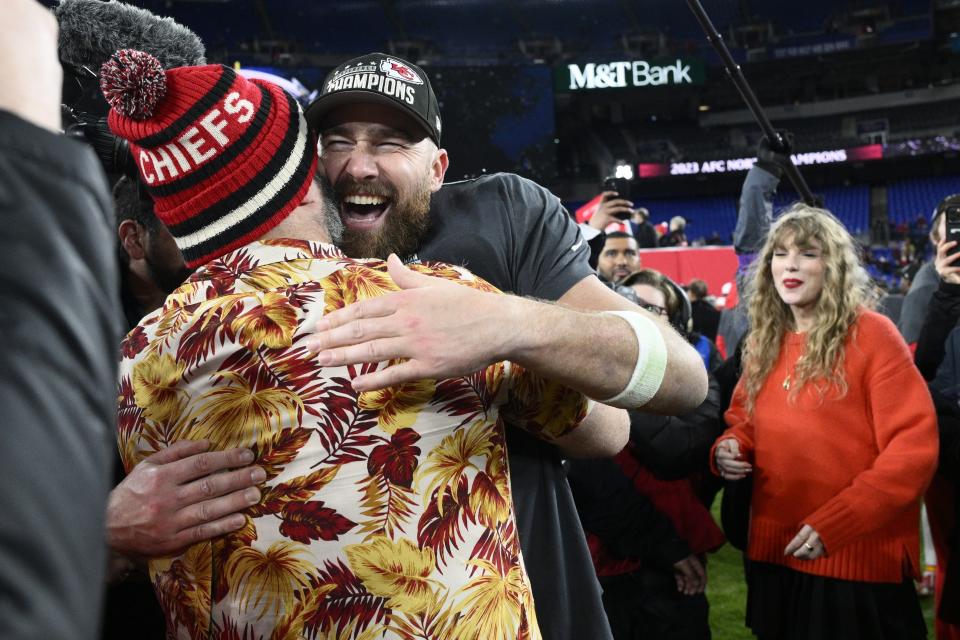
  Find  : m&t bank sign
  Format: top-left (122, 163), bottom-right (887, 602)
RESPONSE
top-left (556, 58), bottom-right (705, 91)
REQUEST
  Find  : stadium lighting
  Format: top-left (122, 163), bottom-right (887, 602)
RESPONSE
top-left (614, 162), bottom-right (634, 180)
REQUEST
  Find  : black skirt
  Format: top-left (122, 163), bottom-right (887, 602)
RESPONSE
top-left (745, 561), bottom-right (927, 640)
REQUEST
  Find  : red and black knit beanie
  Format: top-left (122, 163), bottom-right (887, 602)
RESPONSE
top-left (100, 49), bottom-right (317, 268)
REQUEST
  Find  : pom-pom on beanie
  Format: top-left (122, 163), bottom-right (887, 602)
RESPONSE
top-left (101, 49), bottom-right (317, 268)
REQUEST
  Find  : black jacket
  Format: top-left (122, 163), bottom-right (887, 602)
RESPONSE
top-left (567, 457), bottom-right (691, 571)
top-left (913, 278), bottom-right (960, 624)
top-left (626, 373), bottom-right (723, 482)
top-left (0, 111), bottom-right (120, 639)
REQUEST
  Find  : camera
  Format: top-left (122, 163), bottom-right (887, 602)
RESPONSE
top-left (63, 106), bottom-right (137, 177)
top-left (602, 176), bottom-right (634, 220)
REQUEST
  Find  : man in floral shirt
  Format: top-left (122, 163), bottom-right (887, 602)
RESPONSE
top-left (105, 52), bottom-right (625, 638)
top-left (120, 236), bottom-right (608, 639)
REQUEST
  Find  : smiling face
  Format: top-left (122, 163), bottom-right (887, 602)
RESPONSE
top-left (319, 103), bottom-right (448, 259)
top-left (770, 234), bottom-right (826, 315)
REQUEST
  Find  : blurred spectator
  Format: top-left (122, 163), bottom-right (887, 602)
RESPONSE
top-left (900, 196), bottom-right (959, 344)
top-left (876, 268), bottom-right (913, 326)
top-left (718, 145), bottom-right (784, 359)
top-left (113, 176), bottom-right (191, 328)
top-left (913, 230), bottom-right (960, 639)
top-left (631, 206), bottom-right (659, 249)
top-left (597, 231), bottom-right (641, 284)
top-left (659, 216), bottom-right (689, 247)
top-left (911, 214), bottom-right (931, 255)
top-left (103, 176), bottom-right (190, 640)
top-left (621, 269), bottom-right (723, 378)
top-left (569, 277), bottom-right (724, 640)
top-left (688, 279), bottom-right (721, 343)
top-left (877, 287), bottom-right (905, 326)
top-left (567, 457), bottom-right (711, 640)
top-left (578, 191), bottom-right (638, 269)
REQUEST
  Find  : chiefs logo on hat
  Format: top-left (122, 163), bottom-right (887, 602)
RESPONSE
top-left (381, 58), bottom-right (424, 85)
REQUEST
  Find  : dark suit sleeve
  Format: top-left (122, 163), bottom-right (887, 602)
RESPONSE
top-left (0, 110), bottom-right (119, 640)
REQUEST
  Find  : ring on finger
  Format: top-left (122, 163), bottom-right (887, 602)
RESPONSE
top-left (803, 542), bottom-right (814, 551)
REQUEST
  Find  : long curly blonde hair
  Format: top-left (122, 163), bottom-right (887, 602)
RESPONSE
top-left (741, 204), bottom-right (874, 413)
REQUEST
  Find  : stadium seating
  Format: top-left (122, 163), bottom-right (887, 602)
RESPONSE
top-left (888, 175), bottom-right (960, 225)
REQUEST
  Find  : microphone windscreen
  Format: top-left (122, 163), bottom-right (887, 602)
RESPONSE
top-left (55, 0), bottom-right (206, 71)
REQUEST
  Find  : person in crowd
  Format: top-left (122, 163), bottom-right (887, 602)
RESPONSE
top-left (717, 136), bottom-right (785, 359)
top-left (631, 206), bottom-right (659, 249)
top-left (622, 270), bottom-right (722, 372)
top-left (105, 47), bottom-right (698, 637)
top-left (912, 230), bottom-right (960, 640)
top-left (568, 455), bottom-right (714, 640)
top-left (659, 216), bottom-right (688, 247)
top-left (569, 274), bottom-right (725, 640)
top-left (595, 231), bottom-right (642, 285)
top-left (705, 231), bottom-right (724, 246)
top-left (114, 175), bottom-right (192, 329)
top-left (104, 176), bottom-right (174, 638)
top-left (577, 190), bottom-right (640, 269)
top-left (105, 49), bottom-right (709, 640)
top-left (688, 279), bottom-right (721, 343)
top-left (714, 204), bottom-right (937, 640)
top-left (106, 50), bottom-right (631, 638)
top-left (0, 1), bottom-right (121, 638)
top-left (877, 280), bottom-right (906, 326)
top-left (899, 200), bottom-right (960, 605)
top-left (900, 195), bottom-right (960, 345)
top-left (297, 52), bottom-right (707, 640)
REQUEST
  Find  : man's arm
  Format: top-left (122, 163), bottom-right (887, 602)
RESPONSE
top-left (553, 402), bottom-right (629, 458)
top-left (306, 256), bottom-right (708, 414)
top-left (553, 274), bottom-right (709, 414)
top-left (734, 163), bottom-right (779, 255)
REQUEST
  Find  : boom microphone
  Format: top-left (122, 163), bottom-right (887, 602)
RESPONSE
top-left (56, 0), bottom-right (206, 73)
top-left (684, 0), bottom-right (818, 207)
top-left (55, 0), bottom-right (207, 176)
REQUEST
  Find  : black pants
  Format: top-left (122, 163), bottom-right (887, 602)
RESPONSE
top-left (600, 569), bottom-right (711, 640)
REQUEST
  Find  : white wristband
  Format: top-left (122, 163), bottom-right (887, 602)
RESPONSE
top-left (599, 310), bottom-right (668, 408)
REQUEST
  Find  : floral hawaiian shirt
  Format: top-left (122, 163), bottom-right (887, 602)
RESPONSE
top-left (117, 239), bottom-right (592, 640)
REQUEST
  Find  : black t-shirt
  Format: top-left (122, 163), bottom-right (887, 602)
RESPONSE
top-left (415, 173), bottom-right (613, 640)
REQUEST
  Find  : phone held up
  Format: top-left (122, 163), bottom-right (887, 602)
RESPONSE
top-left (602, 176), bottom-right (634, 220)
top-left (947, 205), bottom-right (960, 257)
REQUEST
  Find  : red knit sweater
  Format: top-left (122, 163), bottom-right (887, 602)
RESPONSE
top-left (713, 310), bottom-right (938, 583)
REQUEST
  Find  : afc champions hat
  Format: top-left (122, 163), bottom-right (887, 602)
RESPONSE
top-left (305, 53), bottom-right (442, 146)
top-left (100, 49), bottom-right (316, 268)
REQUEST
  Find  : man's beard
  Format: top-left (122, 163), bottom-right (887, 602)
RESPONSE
top-left (144, 250), bottom-right (192, 294)
top-left (314, 174), bottom-right (345, 246)
top-left (335, 174), bottom-right (432, 260)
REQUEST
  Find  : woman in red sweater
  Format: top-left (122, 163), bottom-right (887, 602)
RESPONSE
top-left (713, 204), bottom-right (938, 639)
